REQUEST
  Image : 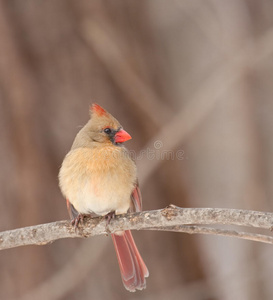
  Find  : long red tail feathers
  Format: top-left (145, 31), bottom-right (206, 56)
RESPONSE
top-left (111, 230), bottom-right (149, 292)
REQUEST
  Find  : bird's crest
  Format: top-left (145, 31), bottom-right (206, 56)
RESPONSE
top-left (89, 103), bottom-right (121, 130)
top-left (91, 103), bottom-right (107, 116)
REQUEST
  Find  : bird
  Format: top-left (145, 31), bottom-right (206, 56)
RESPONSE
top-left (58, 103), bottom-right (149, 292)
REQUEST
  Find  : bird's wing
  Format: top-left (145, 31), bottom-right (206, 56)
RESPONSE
top-left (130, 181), bottom-right (142, 212)
top-left (66, 199), bottom-right (80, 219)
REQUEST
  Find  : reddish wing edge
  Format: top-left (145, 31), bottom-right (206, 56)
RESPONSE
top-left (66, 199), bottom-right (81, 220)
top-left (66, 199), bottom-right (73, 219)
top-left (130, 183), bottom-right (142, 212)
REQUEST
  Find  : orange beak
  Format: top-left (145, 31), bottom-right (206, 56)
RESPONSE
top-left (114, 129), bottom-right (132, 143)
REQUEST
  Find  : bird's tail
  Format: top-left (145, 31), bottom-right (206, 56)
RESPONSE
top-left (111, 230), bottom-right (149, 292)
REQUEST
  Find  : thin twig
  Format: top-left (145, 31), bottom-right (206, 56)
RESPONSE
top-left (152, 225), bottom-right (273, 244)
top-left (1, 206), bottom-right (273, 251)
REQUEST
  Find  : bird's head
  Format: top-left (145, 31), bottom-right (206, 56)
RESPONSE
top-left (90, 103), bottom-right (132, 145)
top-left (71, 104), bottom-right (132, 149)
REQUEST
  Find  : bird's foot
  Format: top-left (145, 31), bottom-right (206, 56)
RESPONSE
top-left (104, 211), bottom-right (116, 235)
top-left (71, 213), bottom-right (84, 228)
top-left (105, 211), bottom-right (116, 225)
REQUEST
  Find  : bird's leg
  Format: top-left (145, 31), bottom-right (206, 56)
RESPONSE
top-left (104, 211), bottom-right (116, 235)
top-left (71, 213), bottom-right (84, 228)
top-left (105, 211), bottom-right (116, 225)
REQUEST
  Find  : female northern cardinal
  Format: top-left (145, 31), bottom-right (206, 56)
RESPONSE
top-left (59, 104), bottom-right (149, 292)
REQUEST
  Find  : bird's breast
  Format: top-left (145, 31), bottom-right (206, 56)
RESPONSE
top-left (59, 146), bottom-right (137, 215)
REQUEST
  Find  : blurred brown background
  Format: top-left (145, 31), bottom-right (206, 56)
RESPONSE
top-left (0, 0), bottom-right (273, 299)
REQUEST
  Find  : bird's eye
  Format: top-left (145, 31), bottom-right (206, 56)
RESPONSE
top-left (104, 128), bottom-right (112, 134)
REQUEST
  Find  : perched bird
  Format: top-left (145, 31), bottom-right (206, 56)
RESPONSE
top-left (59, 104), bottom-right (149, 292)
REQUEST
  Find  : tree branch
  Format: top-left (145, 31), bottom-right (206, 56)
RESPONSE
top-left (1, 205), bottom-right (273, 251)
top-left (152, 225), bottom-right (273, 244)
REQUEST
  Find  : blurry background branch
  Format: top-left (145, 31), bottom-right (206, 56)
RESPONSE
top-left (1, 206), bottom-right (273, 251)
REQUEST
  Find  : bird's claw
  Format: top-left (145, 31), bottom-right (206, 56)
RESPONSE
top-left (71, 214), bottom-right (84, 228)
top-left (105, 211), bottom-right (116, 225)
top-left (104, 211), bottom-right (116, 235)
